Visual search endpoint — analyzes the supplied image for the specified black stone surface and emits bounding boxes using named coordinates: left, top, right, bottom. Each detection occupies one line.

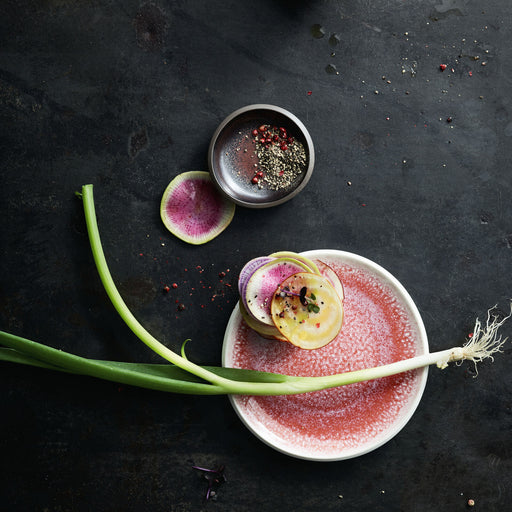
left=1, top=1, right=511, bottom=511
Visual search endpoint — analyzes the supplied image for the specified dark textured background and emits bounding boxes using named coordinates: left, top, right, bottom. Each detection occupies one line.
left=1, top=1, right=511, bottom=510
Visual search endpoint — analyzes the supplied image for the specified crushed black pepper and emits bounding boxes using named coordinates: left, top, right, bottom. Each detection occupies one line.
left=256, top=141, right=306, bottom=190
left=249, top=124, right=307, bottom=190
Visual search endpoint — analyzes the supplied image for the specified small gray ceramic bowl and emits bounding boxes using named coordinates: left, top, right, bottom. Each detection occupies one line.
left=208, top=104, right=314, bottom=208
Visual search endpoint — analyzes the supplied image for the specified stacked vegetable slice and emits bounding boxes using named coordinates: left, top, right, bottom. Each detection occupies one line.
left=238, top=251, right=345, bottom=349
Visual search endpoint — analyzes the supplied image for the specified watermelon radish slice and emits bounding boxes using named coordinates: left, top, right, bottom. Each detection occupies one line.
left=245, top=258, right=311, bottom=325
left=268, top=251, right=321, bottom=275
left=316, top=260, right=345, bottom=302
left=238, top=256, right=275, bottom=311
left=271, top=272, right=344, bottom=350
left=239, top=302, right=287, bottom=341
left=160, top=171, right=235, bottom=245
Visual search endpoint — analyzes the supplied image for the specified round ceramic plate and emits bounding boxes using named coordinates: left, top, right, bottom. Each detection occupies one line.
left=222, top=250, right=429, bottom=461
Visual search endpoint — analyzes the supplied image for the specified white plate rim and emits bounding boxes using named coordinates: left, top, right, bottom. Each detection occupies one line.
left=222, top=249, right=429, bottom=461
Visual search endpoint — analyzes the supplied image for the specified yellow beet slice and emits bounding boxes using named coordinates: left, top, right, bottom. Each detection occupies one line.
left=270, top=272, right=344, bottom=349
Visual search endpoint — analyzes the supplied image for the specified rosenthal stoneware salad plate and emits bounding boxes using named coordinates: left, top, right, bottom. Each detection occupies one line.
left=222, top=249, right=429, bottom=461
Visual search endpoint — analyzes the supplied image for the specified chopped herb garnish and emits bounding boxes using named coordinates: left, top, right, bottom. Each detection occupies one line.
left=308, top=303, right=320, bottom=314
left=280, top=285, right=320, bottom=313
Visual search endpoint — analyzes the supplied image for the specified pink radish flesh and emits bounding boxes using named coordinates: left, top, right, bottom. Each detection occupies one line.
left=245, top=259, right=310, bottom=325
left=238, top=256, right=275, bottom=310
left=160, top=171, right=235, bottom=245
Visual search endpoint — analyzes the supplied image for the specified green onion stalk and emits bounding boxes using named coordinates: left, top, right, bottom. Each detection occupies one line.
left=0, top=185, right=509, bottom=396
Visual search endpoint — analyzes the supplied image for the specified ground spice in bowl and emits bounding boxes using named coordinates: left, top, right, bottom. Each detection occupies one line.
left=251, top=124, right=307, bottom=191
left=208, top=105, right=314, bottom=208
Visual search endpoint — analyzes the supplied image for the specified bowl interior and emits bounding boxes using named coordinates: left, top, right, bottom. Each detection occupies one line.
left=208, top=106, right=314, bottom=208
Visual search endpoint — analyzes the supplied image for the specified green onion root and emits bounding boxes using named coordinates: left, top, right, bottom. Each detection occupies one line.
left=1, top=303, right=509, bottom=395
left=0, top=184, right=509, bottom=396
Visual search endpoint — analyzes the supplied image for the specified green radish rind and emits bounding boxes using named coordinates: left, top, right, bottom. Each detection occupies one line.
left=245, top=257, right=312, bottom=326
left=237, top=252, right=344, bottom=342
left=239, top=302, right=287, bottom=341
left=268, top=251, right=321, bottom=275
left=160, top=171, right=235, bottom=245
left=237, top=252, right=346, bottom=347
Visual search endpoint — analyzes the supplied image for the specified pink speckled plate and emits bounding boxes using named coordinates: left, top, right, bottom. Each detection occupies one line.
left=222, top=250, right=429, bottom=461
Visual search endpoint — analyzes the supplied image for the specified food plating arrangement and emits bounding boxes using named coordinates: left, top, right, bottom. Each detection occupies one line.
left=1, top=173, right=509, bottom=461
left=3, top=2, right=512, bottom=509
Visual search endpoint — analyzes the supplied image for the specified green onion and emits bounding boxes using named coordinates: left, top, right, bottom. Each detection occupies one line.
left=0, top=184, right=509, bottom=395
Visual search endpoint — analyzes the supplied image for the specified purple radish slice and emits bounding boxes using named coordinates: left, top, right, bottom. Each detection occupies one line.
left=238, top=256, right=275, bottom=296
left=160, top=171, right=235, bottom=245
left=316, top=260, right=345, bottom=302
left=269, top=251, right=321, bottom=275
left=245, top=257, right=311, bottom=325
left=238, top=256, right=275, bottom=311
left=239, top=302, right=287, bottom=341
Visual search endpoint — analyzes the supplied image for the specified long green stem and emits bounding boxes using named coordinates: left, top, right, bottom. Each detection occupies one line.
left=80, top=185, right=511, bottom=394
left=0, top=330, right=447, bottom=395
left=1, top=184, right=507, bottom=396
left=80, top=185, right=235, bottom=389
left=2, top=328, right=494, bottom=395
left=1, top=308, right=508, bottom=395
left=0, top=333, right=224, bottom=394
left=0, top=344, right=292, bottom=394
